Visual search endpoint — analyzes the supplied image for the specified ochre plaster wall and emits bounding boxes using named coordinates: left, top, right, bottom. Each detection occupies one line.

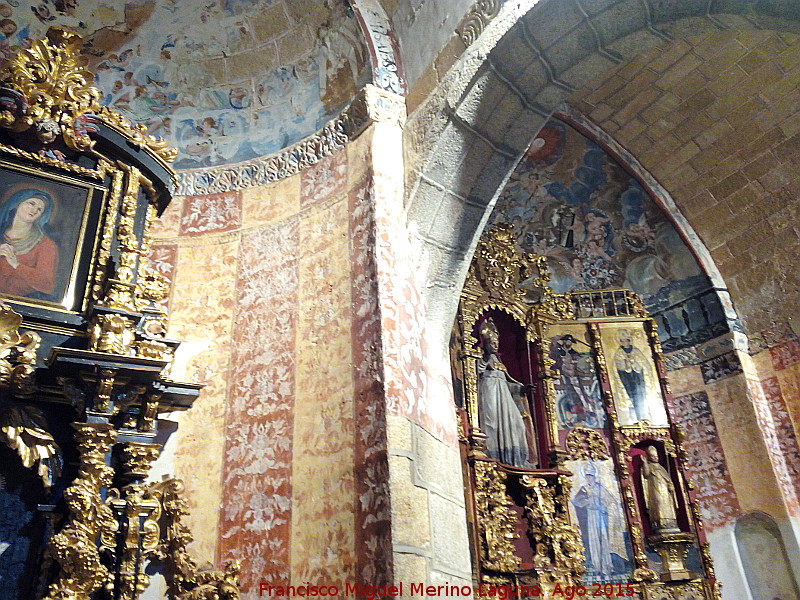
left=150, top=135, right=389, bottom=595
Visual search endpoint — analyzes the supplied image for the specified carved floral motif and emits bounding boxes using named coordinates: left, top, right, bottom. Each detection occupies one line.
left=473, top=460, right=519, bottom=572
left=566, top=426, right=609, bottom=461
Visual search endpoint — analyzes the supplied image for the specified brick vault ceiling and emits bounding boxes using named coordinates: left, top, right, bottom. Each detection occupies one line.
left=567, top=29, right=800, bottom=334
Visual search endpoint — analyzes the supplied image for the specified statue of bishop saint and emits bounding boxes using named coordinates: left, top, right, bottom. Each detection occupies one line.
left=640, top=445, right=680, bottom=532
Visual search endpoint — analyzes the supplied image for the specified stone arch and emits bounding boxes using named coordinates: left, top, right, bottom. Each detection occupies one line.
left=735, top=511, right=800, bottom=600
left=405, top=0, right=800, bottom=344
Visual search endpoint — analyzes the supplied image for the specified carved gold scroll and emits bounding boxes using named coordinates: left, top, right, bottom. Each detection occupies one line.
left=0, top=29, right=238, bottom=600
left=456, top=225, right=719, bottom=599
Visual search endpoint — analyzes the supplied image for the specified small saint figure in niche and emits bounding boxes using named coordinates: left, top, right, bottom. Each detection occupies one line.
left=477, top=318, right=532, bottom=468
left=613, top=329, right=651, bottom=422
left=640, top=445, right=680, bottom=532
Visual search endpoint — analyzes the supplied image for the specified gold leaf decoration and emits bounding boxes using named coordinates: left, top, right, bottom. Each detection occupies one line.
left=0, top=27, right=176, bottom=165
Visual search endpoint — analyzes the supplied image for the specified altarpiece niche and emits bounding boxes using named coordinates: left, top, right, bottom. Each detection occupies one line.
left=452, top=224, right=719, bottom=599
left=0, top=29, right=239, bottom=599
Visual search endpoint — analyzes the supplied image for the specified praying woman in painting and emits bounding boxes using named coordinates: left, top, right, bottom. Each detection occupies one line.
left=477, top=318, right=532, bottom=468
left=0, top=189, right=58, bottom=299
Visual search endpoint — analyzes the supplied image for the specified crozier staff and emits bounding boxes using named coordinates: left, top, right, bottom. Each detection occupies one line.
left=0, top=189, right=58, bottom=298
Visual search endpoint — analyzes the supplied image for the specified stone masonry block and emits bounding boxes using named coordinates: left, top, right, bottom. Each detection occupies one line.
left=511, top=58, right=553, bottom=106
left=709, top=172, right=748, bottom=201
left=429, top=493, right=472, bottom=576
left=490, top=24, right=541, bottom=74
left=580, top=0, right=623, bottom=16
left=387, top=415, right=413, bottom=453
left=524, top=0, right=586, bottom=51
left=466, top=149, right=528, bottom=209
left=605, top=29, right=667, bottom=62
left=499, top=110, right=549, bottom=157
left=560, top=53, right=621, bottom=90
left=534, top=84, right=569, bottom=111
left=393, top=553, right=428, bottom=599
left=422, top=121, right=494, bottom=197
left=645, top=39, right=692, bottom=73
left=591, top=0, right=649, bottom=47
left=610, top=68, right=659, bottom=106
left=389, top=454, right=431, bottom=549
left=407, top=176, right=449, bottom=238
left=648, top=0, right=707, bottom=23
left=539, top=22, right=598, bottom=76
left=453, top=66, right=509, bottom=125
left=470, top=90, right=529, bottom=151
left=585, top=74, right=628, bottom=106
left=429, top=196, right=487, bottom=253
left=656, top=53, right=703, bottom=89
left=412, top=424, right=465, bottom=503
left=429, top=571, right=473, bottom=594
left=659, top=15, right=722, bottom=40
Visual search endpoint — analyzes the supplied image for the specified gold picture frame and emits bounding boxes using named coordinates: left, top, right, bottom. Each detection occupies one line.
left=0, top=158, right=107, bottom=313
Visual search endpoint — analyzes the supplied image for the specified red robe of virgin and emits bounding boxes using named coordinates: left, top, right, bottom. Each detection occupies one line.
left=0, top=235, right=58, bottom=297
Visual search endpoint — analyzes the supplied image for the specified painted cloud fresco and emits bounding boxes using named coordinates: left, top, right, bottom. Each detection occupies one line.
left=0, top=0, right=369, bottom=168
left=488, top=118, right=709, bottom=321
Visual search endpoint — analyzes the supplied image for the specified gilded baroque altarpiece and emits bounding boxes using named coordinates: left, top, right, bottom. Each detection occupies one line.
left=453, top=224, right=720, bottom=599
left=0, top=29, right=238, bottom=599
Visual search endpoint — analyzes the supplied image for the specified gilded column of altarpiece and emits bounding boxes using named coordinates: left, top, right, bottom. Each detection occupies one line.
left=453, top=224, right=720, bottom=599
left=0, top=29, right=238, bottom=599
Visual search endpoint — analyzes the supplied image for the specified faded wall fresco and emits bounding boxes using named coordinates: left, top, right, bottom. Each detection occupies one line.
left=488, top=118, right=728, bottom=351
left=0, top=0, right=369, bottom=168
left=148, top=141, right=395, bottom=597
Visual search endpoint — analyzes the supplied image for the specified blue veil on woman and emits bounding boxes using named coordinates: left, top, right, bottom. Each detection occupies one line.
left=0, top=189, right=55, bottom=235
left=0, top=188, right=58, bottom=301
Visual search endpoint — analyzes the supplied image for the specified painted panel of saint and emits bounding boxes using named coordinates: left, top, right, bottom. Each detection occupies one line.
left=566, top=458, right=634, bottom=584
left=0, top=165, right=94, bottom=309
left=549, top=324, right=605, bottom=430
left=598, top=322, right=669, bottom=426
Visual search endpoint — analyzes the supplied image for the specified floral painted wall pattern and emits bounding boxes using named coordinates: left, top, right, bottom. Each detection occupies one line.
left=669, top=391, right=740, bottom=530
left=291, top=159, right=357, bottom=584
left=349, top=175, right=393, bottom=585
left=217, top=222, right=298, bottom=593
left=750, top=376, right=800, bottom=515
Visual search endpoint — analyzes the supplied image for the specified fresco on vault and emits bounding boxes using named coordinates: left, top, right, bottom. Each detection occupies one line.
left=488, top=119, right=707, bottom=317
left=0, top=0, right=370, bottom=168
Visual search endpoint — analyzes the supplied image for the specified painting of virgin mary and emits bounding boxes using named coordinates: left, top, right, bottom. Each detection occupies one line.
left=0, top=168, right=94, bottom=308
left=0, top=189, right=58, bottom=299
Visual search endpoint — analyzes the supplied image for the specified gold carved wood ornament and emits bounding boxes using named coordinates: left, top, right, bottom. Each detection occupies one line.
left=565, top=426, right=609, bottom=461
left=0, top=27, right=176, bottom=164
left=473, top=460, right=520, bottom=572
left=457, top=225, right=717, bottom=594
left=0, top=30, right=240, bottom=600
